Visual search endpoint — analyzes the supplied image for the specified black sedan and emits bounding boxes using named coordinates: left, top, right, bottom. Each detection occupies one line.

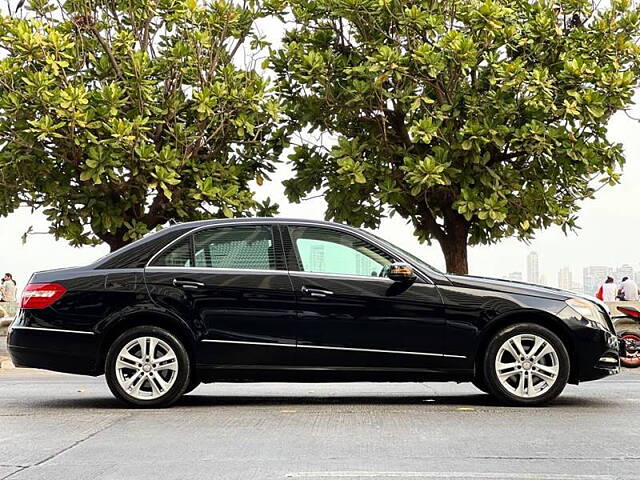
left=8, top=218, right=622, bottom=407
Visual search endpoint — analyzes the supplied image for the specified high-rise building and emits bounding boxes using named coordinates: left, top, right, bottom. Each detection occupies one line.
left=583, top=266, right=613, bottom=297
left=309, top=244, right=325, bottom=272
left=527, top=252, right=539, bottom=284
left=507, top=271, right=523, bottom=281
left=356, top=255, right=375, bottom=276
left=615, top=264, right=634, bottom=283
left=558, top=267, right=572, bottom=291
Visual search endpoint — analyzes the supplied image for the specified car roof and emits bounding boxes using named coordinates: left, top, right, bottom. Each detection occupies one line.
left=157, top=217, right=375, bottom=237
left=164, top=217, right=360, bottom=229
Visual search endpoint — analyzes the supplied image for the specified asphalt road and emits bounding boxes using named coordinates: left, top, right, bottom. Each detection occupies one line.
left=0, top=368, right=639, bottom=480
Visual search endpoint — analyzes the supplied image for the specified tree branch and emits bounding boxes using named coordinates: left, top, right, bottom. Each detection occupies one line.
left=90, top=27, right=124, bottom=80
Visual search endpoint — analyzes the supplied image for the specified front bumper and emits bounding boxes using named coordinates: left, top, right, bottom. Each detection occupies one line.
left=572, top=326, right=621, bottom=382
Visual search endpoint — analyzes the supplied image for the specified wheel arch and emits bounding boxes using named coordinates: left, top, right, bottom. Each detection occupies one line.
left=96, top=308, right=197, bottom=375
left=474, top=309, right=579, bottom=384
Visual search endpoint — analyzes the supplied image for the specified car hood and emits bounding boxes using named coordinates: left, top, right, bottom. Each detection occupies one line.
left=445, top=274, right=575, bottom=301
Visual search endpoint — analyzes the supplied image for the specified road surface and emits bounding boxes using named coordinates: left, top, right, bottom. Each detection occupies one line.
left=0, top=368, right=639, bottom=480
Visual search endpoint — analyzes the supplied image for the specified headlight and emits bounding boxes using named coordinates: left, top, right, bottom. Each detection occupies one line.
left=566, top=298, right=609, bottom=331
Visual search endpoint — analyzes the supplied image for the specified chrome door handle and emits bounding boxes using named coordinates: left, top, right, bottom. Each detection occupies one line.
left=172, top=278, right=205, bottom=289
left=301, top=286, right=334, bottom=298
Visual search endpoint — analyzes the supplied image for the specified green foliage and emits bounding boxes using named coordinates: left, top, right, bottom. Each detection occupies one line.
left=272, top=0, right=640, bottom=273
left=0, top=0, right=284, bottom=250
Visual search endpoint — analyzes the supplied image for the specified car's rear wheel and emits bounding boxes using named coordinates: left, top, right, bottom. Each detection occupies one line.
left=105, top=326, right=191, bottom=408
left=184, top=377, right=202, bottom=394
left=483, top=323, right=570, bottom=406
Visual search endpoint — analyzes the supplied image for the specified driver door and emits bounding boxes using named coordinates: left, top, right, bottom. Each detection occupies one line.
left=283, top=225, right=449, bottom=372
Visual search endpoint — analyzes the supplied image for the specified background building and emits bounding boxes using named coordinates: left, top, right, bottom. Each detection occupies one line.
left=527, top=251, right=539, bottom=284
left=583, top=266, right=614, bottom=296
left=309, top=244, right=325, bottom=272
left=615, top=264, right=634, bottom=283
left=507, top=271, right=523, bottom=281
left=558, top=267, right=572, bottom=291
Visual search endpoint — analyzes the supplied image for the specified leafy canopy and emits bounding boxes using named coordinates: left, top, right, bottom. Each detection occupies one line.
left=272, top=0, right=640, bottom=273
left=0, top=0, right=284, bottom=250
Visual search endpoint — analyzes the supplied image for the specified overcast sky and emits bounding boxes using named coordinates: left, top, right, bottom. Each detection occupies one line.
left=1, top=17, right=639, bottom=293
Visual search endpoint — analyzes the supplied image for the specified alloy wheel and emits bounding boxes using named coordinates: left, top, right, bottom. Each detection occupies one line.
left=114, top=336, right=179, bottom=400
left=494, top=333, right=560, bottom=398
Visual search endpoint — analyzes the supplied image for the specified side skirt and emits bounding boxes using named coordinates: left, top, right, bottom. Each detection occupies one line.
left=195, top=365, right=474, bottom=384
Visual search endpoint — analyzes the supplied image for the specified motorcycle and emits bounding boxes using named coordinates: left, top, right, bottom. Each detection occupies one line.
left=612, top=305, right=640, bottom=368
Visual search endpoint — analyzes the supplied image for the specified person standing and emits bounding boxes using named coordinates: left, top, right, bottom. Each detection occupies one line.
left=596, top=276, right=618, bottom=302
left=0, top=273, right=17, bottom=302
left=618, top=276, right=640, bottom=301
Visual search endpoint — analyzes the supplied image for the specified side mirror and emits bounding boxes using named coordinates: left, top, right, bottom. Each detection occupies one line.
left=387, top=262, right=416, bottom=283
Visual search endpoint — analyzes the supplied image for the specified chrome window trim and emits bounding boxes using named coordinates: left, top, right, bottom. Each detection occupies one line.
left=288, top=270, right=394, bottom=283
left=145, top=266, right=290, bottom=275
left=11, top=325, right=95, bottom=335
left=201, top=338, right=466, bottom=359
left=144, top=220, right=436, bottom=284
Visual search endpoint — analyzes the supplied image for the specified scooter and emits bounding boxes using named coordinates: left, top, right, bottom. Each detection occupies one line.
left=612, top=305, right=640, bottom=368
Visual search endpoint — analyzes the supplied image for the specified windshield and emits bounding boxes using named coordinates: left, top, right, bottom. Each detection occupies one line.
left=366, top=231, right=444, bottom=275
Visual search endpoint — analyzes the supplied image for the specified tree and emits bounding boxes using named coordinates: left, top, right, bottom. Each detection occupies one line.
left=271, top=0, right=640, bottom=273
left=0, top=0, right=284, bottom=251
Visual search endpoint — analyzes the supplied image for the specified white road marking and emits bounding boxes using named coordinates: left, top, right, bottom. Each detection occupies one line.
left=285, top=473, right=616, bottom=479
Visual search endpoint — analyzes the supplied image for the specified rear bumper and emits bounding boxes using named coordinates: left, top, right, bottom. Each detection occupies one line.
left=7, top=325, right=100, bottom=376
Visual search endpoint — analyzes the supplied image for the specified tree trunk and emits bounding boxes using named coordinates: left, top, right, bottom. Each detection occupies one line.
left=100, top=232, right=130, bottom=252
left=415, top=205, right=471, bottom=275
left=107, top=237, right=129, bottom=252
left=437, top=235, right=469, bottom=275
left=437, top=210, right=470, bottom=275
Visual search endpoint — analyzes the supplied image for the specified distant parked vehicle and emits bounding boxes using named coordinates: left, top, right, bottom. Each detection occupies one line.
left=8, top=219, right=624, bottom=407
left=609, top=304, right=640, bottom=368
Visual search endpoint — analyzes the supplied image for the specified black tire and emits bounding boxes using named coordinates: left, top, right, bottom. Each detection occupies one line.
left=472, top=376, right=490, bottom=394
left=482, top=323, right=570, bottom=406
left=184, top=377, right=202, bottom=394
left=619, top=331, right=640, bottom=368
left=105, top=326, right=191, bottom=408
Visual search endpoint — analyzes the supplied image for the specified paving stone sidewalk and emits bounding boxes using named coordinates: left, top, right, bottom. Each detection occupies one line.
left=0, top=328, right=13, bottom=369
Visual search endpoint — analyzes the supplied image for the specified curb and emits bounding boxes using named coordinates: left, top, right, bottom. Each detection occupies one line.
left=1, top=325, right=12, bottom=369
left=0, top=319, right=11, bottom=337
left=0, top=356, right=14, bottom=370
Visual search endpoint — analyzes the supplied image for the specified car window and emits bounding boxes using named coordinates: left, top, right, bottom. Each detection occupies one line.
left=151, top=237, right=192, bottom=267
left=367, top=232, right=444, bottom=275
left=288, top=226, right=392, bottom=277
left=193, top=226, right=276, bottom=270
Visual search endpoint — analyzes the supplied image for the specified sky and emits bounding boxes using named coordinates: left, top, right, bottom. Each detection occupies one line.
left=1, top=17, right=640, bottom=293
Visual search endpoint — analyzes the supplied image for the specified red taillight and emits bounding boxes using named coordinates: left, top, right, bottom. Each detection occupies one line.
left=20, top=283, right=67, bottom=309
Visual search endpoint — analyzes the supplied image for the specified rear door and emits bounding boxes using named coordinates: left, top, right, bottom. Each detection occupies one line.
left=144, top=224, right=297, bottom=368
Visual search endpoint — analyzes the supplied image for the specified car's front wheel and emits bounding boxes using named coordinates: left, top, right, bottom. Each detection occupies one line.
left=471, top=376, right=489, bottom=394
left=483, top=323, right=570, bottom=406
left=105, top=326, right=191, bottom=408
